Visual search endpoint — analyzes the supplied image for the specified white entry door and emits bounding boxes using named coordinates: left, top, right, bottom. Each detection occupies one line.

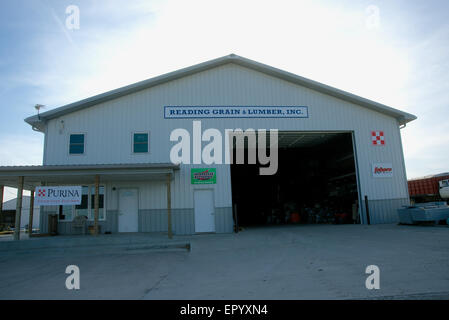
left=118, top=188, right=138, bottom=232
left=194, top=189, right=215, bottom=233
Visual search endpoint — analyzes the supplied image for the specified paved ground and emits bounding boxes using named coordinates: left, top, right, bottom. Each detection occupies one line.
left=0, top=224, right=448, bottom=299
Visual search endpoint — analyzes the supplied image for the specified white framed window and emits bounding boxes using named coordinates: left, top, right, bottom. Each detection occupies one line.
left=58, top=185, right=105, bottom=221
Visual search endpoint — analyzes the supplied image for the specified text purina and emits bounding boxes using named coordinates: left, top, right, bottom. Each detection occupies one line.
left=46, top=189, right=80, bottom=198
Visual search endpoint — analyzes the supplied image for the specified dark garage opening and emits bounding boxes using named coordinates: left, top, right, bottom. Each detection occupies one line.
left=230, top=132, right=360, bottom=228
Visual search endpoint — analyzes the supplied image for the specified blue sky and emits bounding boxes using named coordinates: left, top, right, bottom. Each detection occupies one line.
left=1, top=0, right=448, bottom=200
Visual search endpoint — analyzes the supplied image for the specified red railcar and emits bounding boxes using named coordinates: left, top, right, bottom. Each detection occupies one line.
left=408, top=172, right=449, bottom=202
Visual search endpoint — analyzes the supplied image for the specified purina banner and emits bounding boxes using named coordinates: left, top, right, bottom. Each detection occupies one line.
left=372, top=163, right=393, bottom=178
left=35, top=186, right=82, bottom=206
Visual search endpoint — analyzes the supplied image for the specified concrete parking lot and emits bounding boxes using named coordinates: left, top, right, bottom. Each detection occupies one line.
left=0, top=224, right=448, bottom=299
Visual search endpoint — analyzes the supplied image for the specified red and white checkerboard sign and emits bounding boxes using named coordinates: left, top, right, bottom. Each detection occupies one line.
left=372, top=131, right=385, bottom=145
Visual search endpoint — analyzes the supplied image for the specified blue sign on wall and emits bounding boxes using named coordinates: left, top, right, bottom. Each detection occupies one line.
left=164, top=106, right=309, bottom=119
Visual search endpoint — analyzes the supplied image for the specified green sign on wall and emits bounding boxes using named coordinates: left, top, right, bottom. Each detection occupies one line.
left=191, top=168, right=217, bottom=184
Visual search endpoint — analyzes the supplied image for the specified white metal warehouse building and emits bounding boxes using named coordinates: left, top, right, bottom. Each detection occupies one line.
left=0, top=54, right=417, bottom=238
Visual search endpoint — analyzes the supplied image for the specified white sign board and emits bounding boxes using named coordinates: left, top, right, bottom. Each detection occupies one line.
left=35, top=186, right=82, bottom=206
left=164, top=106, right=309, bottom=119
left=372, top=163, right=393, bottom=178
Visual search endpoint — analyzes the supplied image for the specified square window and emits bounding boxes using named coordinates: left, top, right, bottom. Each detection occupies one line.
left=59, top=205, right=73, bottom=221
left=69, top=134, right=85, bottom=154
left=133, top=133, right=148, bottom=153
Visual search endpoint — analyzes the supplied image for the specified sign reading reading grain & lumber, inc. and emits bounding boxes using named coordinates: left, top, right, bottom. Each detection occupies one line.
left=191, top=168, right=217, bottom=184
left=164, top=106, right=309, bottom=119
left=35, top=186, right=82, bottom=206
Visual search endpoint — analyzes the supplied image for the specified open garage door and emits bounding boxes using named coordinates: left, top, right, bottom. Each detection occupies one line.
left=230, top=131, right=360, bottom=228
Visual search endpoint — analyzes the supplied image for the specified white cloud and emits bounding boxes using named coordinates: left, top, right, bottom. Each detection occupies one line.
left=0, top=134, right=42, bottom=202
left=0, top=134, right=43, bottom=166
left=28, top=0, right=411, bottom=111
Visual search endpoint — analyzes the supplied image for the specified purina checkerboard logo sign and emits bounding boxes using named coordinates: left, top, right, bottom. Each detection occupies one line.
left=35, top=186, right=82, bottom=206
left=371, top=131, right=385, bottom=145
left=372, top=163, right=393, bottom=178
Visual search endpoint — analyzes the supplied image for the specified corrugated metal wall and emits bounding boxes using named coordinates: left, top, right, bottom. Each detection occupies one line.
left=360, top=198, right=410, bottom=224
left=39, top=207, right=233, bottom=235
left=42, top=63, right=409, bottom=228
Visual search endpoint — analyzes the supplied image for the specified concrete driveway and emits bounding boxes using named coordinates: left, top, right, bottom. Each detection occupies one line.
left=0, top=224, right=448, bottom=299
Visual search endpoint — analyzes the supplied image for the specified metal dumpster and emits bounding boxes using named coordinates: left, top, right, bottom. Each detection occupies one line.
left=397, top=202, right=449, bottom=225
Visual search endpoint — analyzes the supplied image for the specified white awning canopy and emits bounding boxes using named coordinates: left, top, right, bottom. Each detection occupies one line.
left=0, top=163, right=179, bottom=190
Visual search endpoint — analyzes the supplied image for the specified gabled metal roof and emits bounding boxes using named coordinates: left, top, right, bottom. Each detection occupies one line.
left=25, top=53, right=417, bottom=131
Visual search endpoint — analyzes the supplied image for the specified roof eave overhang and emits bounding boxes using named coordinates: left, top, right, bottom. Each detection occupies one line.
left=25, top=117, right=46, bottom=132
left=0, top=164, right=180, bottom=189
left=230, top=56, right=417, bottom=125
left=24, top=54, right=417, bottom=129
